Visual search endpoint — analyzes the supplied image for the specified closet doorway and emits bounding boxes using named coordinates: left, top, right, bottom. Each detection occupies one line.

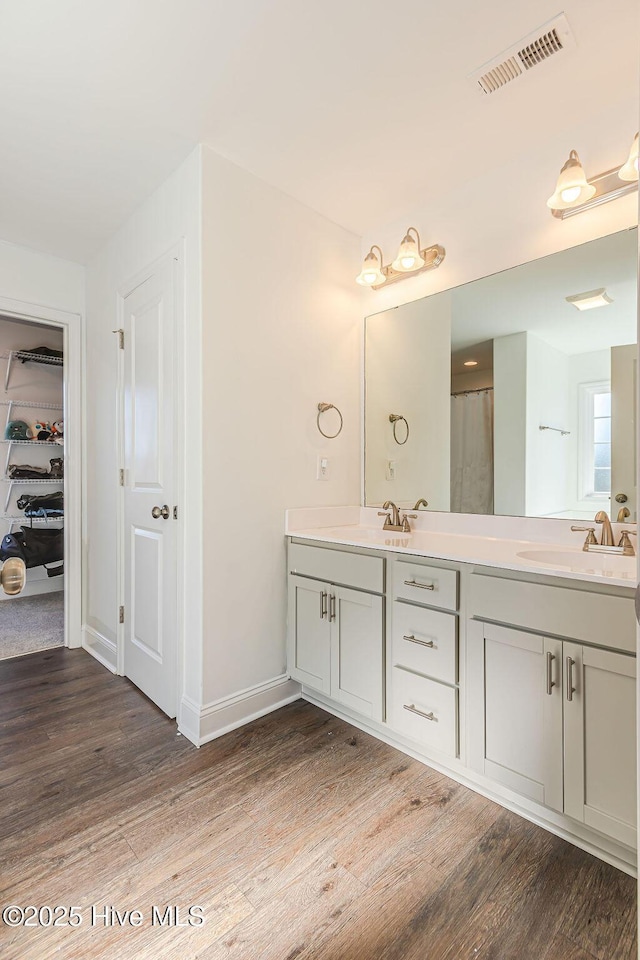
left=0, top=297, right=81, bottom=658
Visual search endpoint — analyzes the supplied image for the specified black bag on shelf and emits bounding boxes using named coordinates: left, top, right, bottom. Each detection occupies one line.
left=16, top=491, right=64, bottom=518
left=0, top=526, right=63, bottom=569
left=7, top=463, right=49, bottom=479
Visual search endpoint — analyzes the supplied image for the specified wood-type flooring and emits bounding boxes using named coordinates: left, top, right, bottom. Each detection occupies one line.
left=0, top=648, right=636, bottom=960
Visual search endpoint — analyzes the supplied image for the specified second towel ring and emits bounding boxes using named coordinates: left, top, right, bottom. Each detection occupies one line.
left=389, top=413, right=409, bottom=445
left=317, top=402, right=344, bottom=439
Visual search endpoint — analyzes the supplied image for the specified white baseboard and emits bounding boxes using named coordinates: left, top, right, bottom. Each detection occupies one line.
left=0, top=577, right=63, bottom=601
left=82, top=624, right=117, bottom=673
left=182, top=674, right=302, bottom=747
left=178, top=695, right=202, bottom=747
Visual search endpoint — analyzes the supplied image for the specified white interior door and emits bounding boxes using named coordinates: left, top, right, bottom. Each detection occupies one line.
left=611, top=343, right=637, bottom=518
left=122, top=257, right=178, bottom=717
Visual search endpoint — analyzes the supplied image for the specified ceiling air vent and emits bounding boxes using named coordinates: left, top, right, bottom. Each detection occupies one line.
left=469, top=13, right=576, bottom=96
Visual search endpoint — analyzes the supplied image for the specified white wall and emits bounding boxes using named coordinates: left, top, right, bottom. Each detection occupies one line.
left=525, top=335, right=571, bottom=518
left=84, top=147, right=202, bottom=709
left=0, top=240, right=84, bottom=317
left=201, top=146, right=361, bottom=711
left=365, top=296, right=451, bottom=508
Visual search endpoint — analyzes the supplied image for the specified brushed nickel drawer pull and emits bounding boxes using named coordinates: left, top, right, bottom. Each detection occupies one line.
left=320, top=591, right=327, bottom=620
left=546, top=651, right=555, bottom=695
left=404, top=579, right=435, bottom=591
left=329, top=594, right=336, bottom=622
left=403, top=703, right=437, bottom=722
left=403, top=634, right=435, bottom=648
left=566, top=657, right=575, bottom=702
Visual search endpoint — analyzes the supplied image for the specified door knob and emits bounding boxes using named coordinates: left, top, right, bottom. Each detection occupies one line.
left=615, top=493, right=628, bottom=504
left=151, top=504, right=170, bottom=520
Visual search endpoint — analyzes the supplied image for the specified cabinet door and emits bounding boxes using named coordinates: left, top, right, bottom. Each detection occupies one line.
left=564, top=643, right=637, bottom=848
left=482, top=624, right=563, bottom=811
left=330, top=585, right=383, bottom=720
left=288, top=575, right=331, bottom=693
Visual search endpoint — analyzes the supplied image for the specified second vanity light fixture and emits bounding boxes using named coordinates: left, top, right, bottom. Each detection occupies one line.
left=547, top=133, right=639, bottom=218
left=356, top=227, right=445, bottom=290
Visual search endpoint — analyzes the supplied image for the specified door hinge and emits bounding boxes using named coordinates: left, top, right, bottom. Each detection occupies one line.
left=173, top=505, right=178, bottom=520
left=119, top=468, right=124, bottom=486
left=113, top=328, right=124, bottom=349
left=119, top=605, right=125, bottom=624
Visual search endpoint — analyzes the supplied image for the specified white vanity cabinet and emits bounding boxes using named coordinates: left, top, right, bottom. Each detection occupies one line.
left=288, top=542, right=384, bottom=720
left=387, top=558, right=460, bottom=758
left=285, top=529, right=637, bottom=871
left=468, top=572, right=637, bottom=850
left=563, top=642, right=636, bottom=848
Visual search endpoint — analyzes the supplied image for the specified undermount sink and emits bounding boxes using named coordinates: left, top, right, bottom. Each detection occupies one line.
left=517, top=547, right=636, bottom=577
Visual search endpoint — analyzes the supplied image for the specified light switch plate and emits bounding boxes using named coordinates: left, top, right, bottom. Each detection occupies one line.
left=317, top=456, right=330, bottom=481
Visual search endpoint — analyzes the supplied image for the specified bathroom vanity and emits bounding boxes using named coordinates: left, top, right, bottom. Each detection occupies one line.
left=286, top=507, right=637, bottom=874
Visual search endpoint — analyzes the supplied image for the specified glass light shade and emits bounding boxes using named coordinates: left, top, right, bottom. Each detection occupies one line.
left=391, top=231, right=425, bottom=273
left=546, top=151, right=596, bottom=210
left=619, top=133, right=639, bottom=182
left=356, top=248, right=386, bottom=286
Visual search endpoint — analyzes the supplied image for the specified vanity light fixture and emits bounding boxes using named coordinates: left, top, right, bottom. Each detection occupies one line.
left=356, top=245, right=386, bottom=287
left=547, top=150, right=595, bottom=211
left=392, top=228, right=425, bottom=272
left=355, top=228, right=445, bottom=290
left=619, top=132, right=639, bottom=182
left=547, top=137, right=639, bottom=219
left=565, top=288, right=613, bottom=311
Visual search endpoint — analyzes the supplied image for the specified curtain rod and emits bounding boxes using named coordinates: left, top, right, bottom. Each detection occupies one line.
left=451, top=386, right=494, bottom=397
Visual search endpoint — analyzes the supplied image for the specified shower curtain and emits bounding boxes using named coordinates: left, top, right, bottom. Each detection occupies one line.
left=450, top=389, right=494, bottom=514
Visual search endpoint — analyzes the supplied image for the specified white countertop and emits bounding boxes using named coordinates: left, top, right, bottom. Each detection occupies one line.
left=285, top=507, right=638, bottom=589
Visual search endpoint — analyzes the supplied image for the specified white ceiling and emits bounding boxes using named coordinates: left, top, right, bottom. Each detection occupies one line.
left=0, top=0, right=638, bottom=262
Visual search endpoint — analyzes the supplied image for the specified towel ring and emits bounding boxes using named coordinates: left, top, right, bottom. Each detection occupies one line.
left=317, top=402, right=343, bottom=439
left=389, top=413, right=409, bottom=445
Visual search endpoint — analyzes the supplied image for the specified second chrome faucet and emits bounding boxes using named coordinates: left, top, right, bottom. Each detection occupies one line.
left=572, top=510, right=637, bottom=556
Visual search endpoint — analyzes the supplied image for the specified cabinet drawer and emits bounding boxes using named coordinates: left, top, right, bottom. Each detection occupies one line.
left=389, top=668, right=457, bottom=757
left=289, top=542, right=384, bottom=594
left=469, top=573, right=636, bottom=654
left=393, top=560, right=458, bottom=610
left=392, top=602, right=457, bottom=684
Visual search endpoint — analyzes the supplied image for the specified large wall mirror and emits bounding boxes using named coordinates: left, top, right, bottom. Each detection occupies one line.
left=364, top=228, right=638, bottom=521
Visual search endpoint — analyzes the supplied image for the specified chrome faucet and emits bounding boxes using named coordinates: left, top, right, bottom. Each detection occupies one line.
left=594, top=510, right=615, bottom=546
left=380, top=500, right=401, bottom=528
left=572, top=510, right=636, bottom=555
left=378, top=501, right=417, bottom=533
